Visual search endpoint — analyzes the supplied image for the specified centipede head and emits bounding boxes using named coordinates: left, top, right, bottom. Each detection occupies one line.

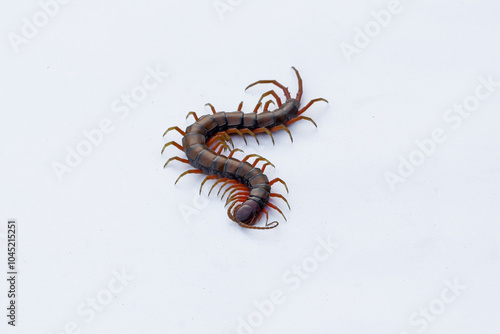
left=234, top=201, right=260, bottom=225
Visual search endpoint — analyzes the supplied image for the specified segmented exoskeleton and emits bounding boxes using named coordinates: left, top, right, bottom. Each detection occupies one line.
left=163, top=67, right=327, bottom=230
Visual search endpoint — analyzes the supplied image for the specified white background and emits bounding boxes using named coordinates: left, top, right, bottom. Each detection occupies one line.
left=1, top=0, right=500, bottom=333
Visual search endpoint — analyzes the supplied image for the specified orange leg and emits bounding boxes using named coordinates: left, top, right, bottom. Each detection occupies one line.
left=199, top=175, right=219, bottom=194
left=270, top=193, right=290, bottom=209
left=263, top=100, right=275, bottom=112
left=174, top=169, right=203, bottom=184
left=162, top=141, right=184, bottom=154
left=217, top=179, right=239, bottom=197
left=267, top=202, right=287, bottom=221
left=298, top=98, right=328, bottom=115
left=242, top=154, right=274, bottom=169
left=253, top=102, right=262, bottom=114
left=185, top=111, right=199, bottom=121
left=257, top=90, right=282, bottom=107
left=246, top=78, right=291, bottom=100
left=225, top=128, right=248, bottom=145
left=222, top=184, right=247, bottom=201
left=208, top=178, right=230, bottom=196
left=270, top=178, right=289, bottom=193
left=228, top=148, right=243, bottom=158
left=164, top=156, right=189, bottom=168
left=285, top=116, right=317, bottom=128
left=205, top=103, right=217, bottom=114
left=253, top=127, right=275, bottom=145
left=269, top=124, right=293, bottom=142
left=291, top=67, right=303, bottom=102
left=163, top=126, right=185, bottom=137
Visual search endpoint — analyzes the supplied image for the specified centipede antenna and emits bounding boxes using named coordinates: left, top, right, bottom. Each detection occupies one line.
left=237, top=219, right=279, bottom=230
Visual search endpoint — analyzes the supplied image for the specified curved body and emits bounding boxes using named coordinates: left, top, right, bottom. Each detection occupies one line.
left=182, top=99, right=300, bottom=224
left=163, top=68, right=327, bottom=229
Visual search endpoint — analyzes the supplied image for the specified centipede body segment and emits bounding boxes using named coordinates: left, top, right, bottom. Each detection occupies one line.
left=163, top=67, right=328, bottom=230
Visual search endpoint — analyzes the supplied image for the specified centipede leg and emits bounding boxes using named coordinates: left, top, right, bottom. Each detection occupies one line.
left=215, top=144, right=224, bottom=155
left=270, top=193, right=290, bottom=210
left=217, top=179, right=239, bottom=197
left=267, top=202, right=287, bottom=221
left=270, top=178, right=289, bottom=193
left=291, top=66, right=303, bottom=102
left=161, top=141, right=184, bottom=154
left=163, top=126, right=186, bottom=137
left=207, top=133, right=234, bottom=150
left=237, top=101, right=244, bottom=111
left=211, top=142, right=226, bottom=155
left=253, top=102, right=262, bottom=114
left=251, top=157, right=274, bottom=169
left=257, top=90, right=282, bottom=107
left=269, top=124, right=293, bottom=143
left=205, top=103, right=217, bottom=114
left=253, top=127, right=275, bottom=145
left=240, top=129, right=259, bottom=145
left=225, top=128, right=248, bottom=145
left=263, top=100, right=275, bottom=112
left=298, top=98, right=329, bottom=116
left=285, top=116, right=317, bottom=128
left=222, top=184, right=247, bottom=201
left=228, top=148, right=243, bottom=158
left=174, top=169, right=203, bottom=184
left=199, top=175, right=219, bottom=194
left=185, top=111, right=199, bottom=121
left=208, top=178, right=231, bottom=196
left=242, top=154, right=274, bottom=169
left=226, top=195, right=249, bottom=207
left=164, top=156, right=190, bottom=168
left=245, top=79, right=291, bottom=100
left=261, top=162, right=273, bottom=172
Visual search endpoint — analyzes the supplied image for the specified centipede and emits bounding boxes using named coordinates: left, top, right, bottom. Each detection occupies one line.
left=162, top=67, right=328, bottom=230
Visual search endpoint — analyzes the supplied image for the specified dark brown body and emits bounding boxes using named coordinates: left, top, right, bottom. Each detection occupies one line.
left=164, top=67, right=327, bottom=229
left=182, top=99, right=300, bottom=224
